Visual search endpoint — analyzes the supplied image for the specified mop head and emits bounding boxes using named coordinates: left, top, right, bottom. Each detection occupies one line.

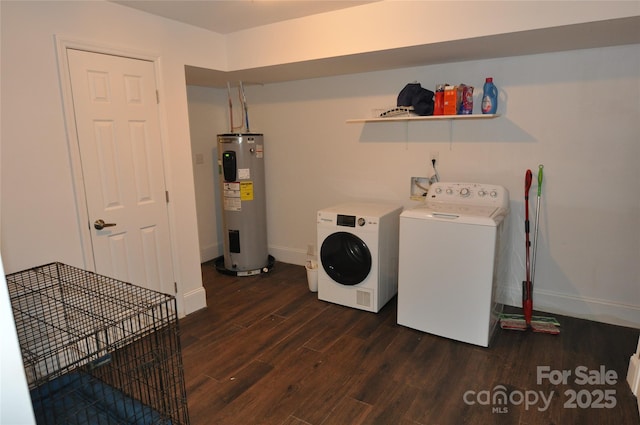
left=499, top=313, right=560, bottom=334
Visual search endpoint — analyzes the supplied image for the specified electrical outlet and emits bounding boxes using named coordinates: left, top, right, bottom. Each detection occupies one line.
left=410, top=177, right=430, bottom=200
left=430, top=151, right=439, bottom=163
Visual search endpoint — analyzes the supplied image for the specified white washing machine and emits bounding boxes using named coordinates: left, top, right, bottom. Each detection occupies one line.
left=397, top=182, right=510, bottom=347
left=317, top=202, right=403, bottom=312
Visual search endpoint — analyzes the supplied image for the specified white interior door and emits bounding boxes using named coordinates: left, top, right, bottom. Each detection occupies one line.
left=67, top=49, right=174, bottom=294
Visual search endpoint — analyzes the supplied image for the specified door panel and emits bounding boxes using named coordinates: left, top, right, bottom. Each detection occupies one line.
left=94, top=121, right=122, bottom=209
left=67, top=49, right=173, bottom=294
left=320, top=231, right=372, bottom=286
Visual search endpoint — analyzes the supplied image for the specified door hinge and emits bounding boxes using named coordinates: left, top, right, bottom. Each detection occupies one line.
left=165, top=190, right=169, bottom=203
left=174, top=282, right=178, bottom=293
left=156, top=90, right=160, bottom=104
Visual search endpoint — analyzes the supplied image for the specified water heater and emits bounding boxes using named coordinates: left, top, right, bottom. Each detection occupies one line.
left=216, top=133, right=272, bottom=275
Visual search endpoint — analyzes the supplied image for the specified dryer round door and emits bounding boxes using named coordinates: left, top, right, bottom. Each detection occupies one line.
left=320, top=231, right=372, bottom=286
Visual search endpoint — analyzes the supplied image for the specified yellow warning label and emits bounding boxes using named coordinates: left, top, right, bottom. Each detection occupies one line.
left=240, top=181, right=254, bottom=201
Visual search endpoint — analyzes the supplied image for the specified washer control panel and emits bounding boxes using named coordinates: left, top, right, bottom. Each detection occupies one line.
left=333, top=214, right=377, bottom=228
left=427, top=182, right=509, bottom=208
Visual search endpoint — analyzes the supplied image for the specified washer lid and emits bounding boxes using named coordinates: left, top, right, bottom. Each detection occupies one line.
left=401, top=202, right=507, bottom=226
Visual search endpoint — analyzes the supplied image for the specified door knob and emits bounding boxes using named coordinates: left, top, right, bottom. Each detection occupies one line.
left=94, top=219, right=116, bottom=230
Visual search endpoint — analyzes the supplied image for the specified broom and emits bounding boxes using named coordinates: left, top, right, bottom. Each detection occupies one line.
left=501, top=165, right=560, bottom=334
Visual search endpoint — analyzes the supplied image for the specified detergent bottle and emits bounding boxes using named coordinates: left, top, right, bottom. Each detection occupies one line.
left=481, top=77, right=498, bottom=114
left=433, top=84, right=445, bottom=115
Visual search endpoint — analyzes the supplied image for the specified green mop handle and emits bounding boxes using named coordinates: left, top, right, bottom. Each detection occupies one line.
left=538, top=165, right=543, bottom=196
left=531, top=165, right=543, bottom=287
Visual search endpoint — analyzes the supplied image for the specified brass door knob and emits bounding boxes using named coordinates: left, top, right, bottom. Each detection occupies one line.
left=94, top=219, right=116, bottom=230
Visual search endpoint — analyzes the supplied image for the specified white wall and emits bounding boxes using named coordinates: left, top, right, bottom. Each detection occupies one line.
left=189, top=44, right=640, bottom=328
left=186, top=86, right=227, bottom=262
left=225, top=0, right=640, bottom=70
left=0, top=1, right=223, bottom=315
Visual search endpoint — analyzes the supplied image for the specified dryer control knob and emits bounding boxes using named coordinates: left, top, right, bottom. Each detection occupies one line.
left=478, top=190, right=486, bottom=197
left=460, top=188, right=470, bottom=197
left=446, top=188, right=453, bottom=195
left=358, top=217, right=366, bottom=226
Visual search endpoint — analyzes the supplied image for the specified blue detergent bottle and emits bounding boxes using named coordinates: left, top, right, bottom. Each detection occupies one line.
left=481, top=77, right=498, bottom=114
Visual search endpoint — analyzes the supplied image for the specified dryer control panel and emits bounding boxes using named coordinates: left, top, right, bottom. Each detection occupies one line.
left=427, top=182, right=509, bottom=209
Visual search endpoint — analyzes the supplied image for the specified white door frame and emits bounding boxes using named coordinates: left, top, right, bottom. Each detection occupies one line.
left=55, top=35, right=179, bottom=293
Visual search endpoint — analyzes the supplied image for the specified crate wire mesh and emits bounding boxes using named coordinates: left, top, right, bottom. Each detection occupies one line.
left=7, top=262, right=190, bottom=424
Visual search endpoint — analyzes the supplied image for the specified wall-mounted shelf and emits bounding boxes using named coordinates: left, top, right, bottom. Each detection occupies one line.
left=346, top=114, right=500, bottom=124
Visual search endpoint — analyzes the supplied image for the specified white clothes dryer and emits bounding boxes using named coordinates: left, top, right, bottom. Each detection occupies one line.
left=397, top=182, right=510, bottom=347
left=317, top=202, right=403, bottom=312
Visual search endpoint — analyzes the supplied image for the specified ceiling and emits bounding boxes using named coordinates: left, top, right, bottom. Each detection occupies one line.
left=111, top=0, right=377, bottom=34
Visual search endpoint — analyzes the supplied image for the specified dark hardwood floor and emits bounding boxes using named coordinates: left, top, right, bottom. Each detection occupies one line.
left=179, top=261, right=640, bottom=425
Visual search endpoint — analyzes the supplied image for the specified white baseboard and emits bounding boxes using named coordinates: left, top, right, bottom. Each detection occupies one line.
left=201, top=244, right=307, bottom=266
left=203, top=243, right=640, bottom=328
left=200, top=243, right=221, bottom=263
left=271, top=249, right=640, bottom=328
left=265, top=244, right=308, bottom=267
left=182, top=286, right=207, bottom=316
left=499, top=285, right=640, bottom=329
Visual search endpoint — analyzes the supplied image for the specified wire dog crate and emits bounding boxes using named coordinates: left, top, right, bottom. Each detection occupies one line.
left=7, top=262, right=190, bottom=425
